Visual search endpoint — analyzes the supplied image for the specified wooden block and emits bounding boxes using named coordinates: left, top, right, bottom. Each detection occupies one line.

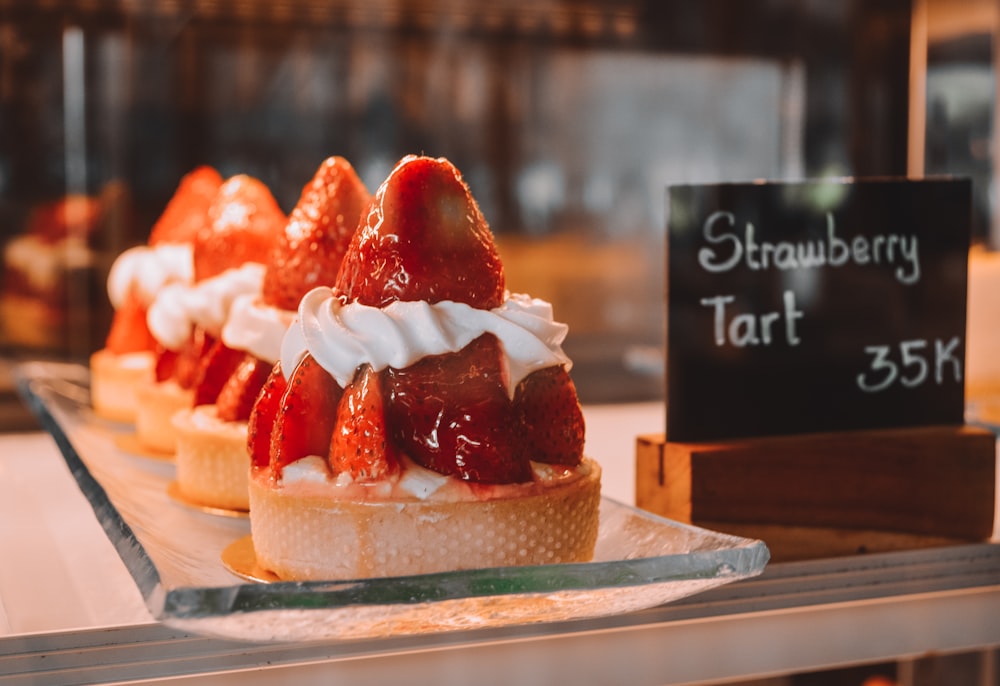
left=636, top=425, right=996, bottom=541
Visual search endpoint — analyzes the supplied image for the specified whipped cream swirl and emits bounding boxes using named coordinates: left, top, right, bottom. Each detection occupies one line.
left=281, top=287, right=572, bottom=398
left=221, top=294, right=296, bottom=364
left=147, top=262, right=266, bottom=350
left=107, top=243, right=194, bottom=308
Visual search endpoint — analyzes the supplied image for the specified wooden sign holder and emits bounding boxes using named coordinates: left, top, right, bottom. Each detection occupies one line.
left=636, top=425, right=997, bottom=562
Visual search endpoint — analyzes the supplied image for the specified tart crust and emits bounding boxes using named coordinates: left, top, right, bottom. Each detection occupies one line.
left=249, top=458, right=602, bottom=581
left=134, top=379, right=193, bottom=454
left=89, top=348, right=155, bottom=423
left=172, top=405, right=250, bottom=511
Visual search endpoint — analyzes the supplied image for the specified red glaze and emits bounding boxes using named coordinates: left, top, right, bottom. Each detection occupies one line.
left=192, top=339, right=245, bottom=407
left=513, top=365, right=585, bottom=466
left=328, top=365, right=400, bottom=481
left=385, top=334, right=532, bottom=484
left=335, top=155, right=505, bottom=309
left=248, top=362, right=287, bottom=470
left=216, top=352, right=272, bottom=422
left=192, top=175, right=286, bottom=282
left=269, top=354, right=343, bottom=474
left=261, top=157, right=370, bottom=310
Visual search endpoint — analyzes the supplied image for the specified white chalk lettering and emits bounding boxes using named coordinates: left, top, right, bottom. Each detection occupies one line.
left=697, top=210, right=921, bottom=285
left=700, top=290, right=803, bottom=347
left=857, top=336, right=963, bottom=392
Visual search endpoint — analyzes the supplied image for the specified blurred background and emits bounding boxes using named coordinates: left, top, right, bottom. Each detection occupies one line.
left=0, top=0, right=994, bottom=413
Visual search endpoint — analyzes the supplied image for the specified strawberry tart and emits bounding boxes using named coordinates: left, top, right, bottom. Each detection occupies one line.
left=132, top=174, right=286, bottom=455
left=171, top=157, right=369, bottom=511
left=90, top=166, right=222, bottom=423
left=245, top=155, right=601, bottom=581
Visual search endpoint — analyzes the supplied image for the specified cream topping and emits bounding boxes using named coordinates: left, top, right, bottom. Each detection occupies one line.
left=106, top=243, right=194, bottom=308
left=146, top=263, right=265, bottom=350
left=280, top=287, right=571, bottom=398
left=221, top=295, right=295, bottom=364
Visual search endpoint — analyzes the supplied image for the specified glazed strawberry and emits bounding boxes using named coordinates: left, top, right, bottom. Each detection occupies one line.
left=171, top=327, right=216, bottom=389
left=148, top=166, right=223, bottom=245
left=216, top=352, right=272, bottom=422
left=513, top=366, right=585, bottom=466
left=261, top=157, right=370, bottom=310
left=329, top=365, right=400, bottom=481
left=104, top=291, right=157, bottom=354
left=335, top=155, right=505, bottom=308
left=192, top=339, right=246, bottom=406
left=269, top=354, right=343, bottom=474
left=248, top=363, right=286, bottom=470
left=153, top=344, right=178, bottom=382
left=193, top=175, right=286, bottom=282
left=385, top=334, right=532, bottom=484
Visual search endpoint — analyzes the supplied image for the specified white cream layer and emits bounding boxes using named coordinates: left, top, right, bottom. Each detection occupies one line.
left=280, top=287, right=571, bottom=398
left=221, top=295, right=295, bottom=365
left=146, top=263, right=265, bottom=350
left=107, top=243, right=194, bottom=308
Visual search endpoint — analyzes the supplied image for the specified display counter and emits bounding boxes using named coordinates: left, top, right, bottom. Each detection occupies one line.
left=1, top=403, right=998, bottom=685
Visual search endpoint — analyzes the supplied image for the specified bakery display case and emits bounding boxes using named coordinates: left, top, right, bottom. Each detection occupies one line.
left=1, top=0, right=998, bottom=684
left=0, top=0, right=921, bottom=403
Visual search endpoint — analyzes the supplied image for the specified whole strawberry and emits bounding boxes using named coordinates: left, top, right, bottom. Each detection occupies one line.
left=261, top=157, right=370, bottom=310
left=193, top=175, right=286, bottom=282
left=148, top=166, right=223, bottom=246
left=335, top=155, right=505, bottom=309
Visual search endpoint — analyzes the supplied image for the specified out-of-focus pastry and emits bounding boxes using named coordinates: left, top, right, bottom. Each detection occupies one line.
left=90, top=167, right=222, bottom=422
left=1, top=194, right=106, bottom=351
left=133, top=174, right=286, bottom=455
left=171, top=157, right=369, bottom=511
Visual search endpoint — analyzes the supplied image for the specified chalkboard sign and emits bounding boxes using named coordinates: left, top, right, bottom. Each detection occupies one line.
left=666, top=178, right=971, bottom=442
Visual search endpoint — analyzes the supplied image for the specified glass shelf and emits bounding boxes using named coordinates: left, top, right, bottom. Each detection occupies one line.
left=14, top=360, right=769, bottom=643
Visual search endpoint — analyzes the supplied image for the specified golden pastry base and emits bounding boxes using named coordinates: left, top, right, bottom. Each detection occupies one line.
left=115, top=432, right=175, bottom=461
left=166, top=481, right=248, bottom=519
left=636, top=425, right=997, bottom=562
left=221, top=536, right=279, bottom=583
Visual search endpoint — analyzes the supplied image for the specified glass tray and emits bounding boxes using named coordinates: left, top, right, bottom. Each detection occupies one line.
left=15, top=360, right=769, bottom=643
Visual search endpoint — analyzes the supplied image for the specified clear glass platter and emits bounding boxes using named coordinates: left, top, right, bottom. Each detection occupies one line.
left=15, top=360, right=770, bottom=643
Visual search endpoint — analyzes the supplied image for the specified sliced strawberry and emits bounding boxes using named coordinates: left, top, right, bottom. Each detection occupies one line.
left=328, top=365, right=399, bottom=481
left=216, top=352, right=272, bottom=422
left=269, top=354, right=343, bottom=474
left=247, top=362, right=287, bottom=471
left=104, top=291, right=156, bottom=354
left=335, top=155, right=505, bottom=309
left=173, top=327, right=216, bottom=390
left=513, top=365, right=585, bottom=466
left=385, top=334, right=531, bottom=484
left=192, top=338, right=245, bottom=406
left=193, top=175, right=286, bottom=282
left=261, top=157, right=369, bottom=310
left=153, top=344, right=178, bottom=383
left=148, top=166, right=223, bottom=246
